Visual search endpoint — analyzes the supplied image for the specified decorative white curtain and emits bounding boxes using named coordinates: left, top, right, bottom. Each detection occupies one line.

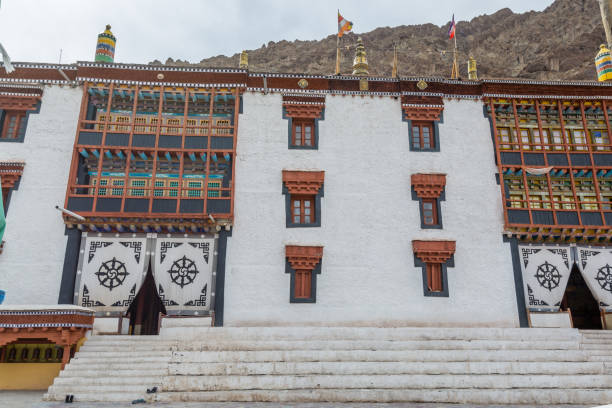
left=575, top=246, right=612, bottom=312
left=152, top=237, right=215, bottom=314
left=77, top=234, right=150, bottom=313
left=519, top=244, right=572, bottom=311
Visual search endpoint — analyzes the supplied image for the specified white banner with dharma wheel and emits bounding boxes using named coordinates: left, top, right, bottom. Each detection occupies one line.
left=77, top=234, right=150, bottom=314
left=518, top=245, right=572, bottom=312
left=575, top=246, right=612, bottom=312
left=152, top=237, right=215, bottom=314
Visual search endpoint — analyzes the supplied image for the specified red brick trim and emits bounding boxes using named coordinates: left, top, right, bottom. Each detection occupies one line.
left=403, top=106, right=444, bottom=121
left=283, top=103, right=324, bottom=119
left=411, top=173, right=446, bottom=199
left=285, top=245, right=323, bottom=271
left=412, top=240, right=456, bottom=264
left=282, top=170, right=325, bottom=195
left=0, top=95, right=40, bottom=112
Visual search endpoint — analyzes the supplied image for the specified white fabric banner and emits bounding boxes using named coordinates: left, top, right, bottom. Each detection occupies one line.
left=152, top=237, right=214, bottom=313
left=78, top=235, right=149, bottom=313
left=575, top=246, right=612, bottom=311
left=519, top=245, right=572, bottom=311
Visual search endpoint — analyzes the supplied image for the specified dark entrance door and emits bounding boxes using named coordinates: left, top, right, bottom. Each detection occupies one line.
left=562, top=265, right=602, bottom=330
left=127, top=268, right=166, bottom=335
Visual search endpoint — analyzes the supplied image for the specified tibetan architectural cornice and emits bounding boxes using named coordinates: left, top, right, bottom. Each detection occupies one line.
left=505, top=226, right=612, bottom=244
left=411, top=173, right=446, bottom=199
left=412, top=240, right=456, bottom=264
left=4, top=61, right=612, bottom=99
left=282, top=170, right=325, bottom=195
left=285, top=245, right=323, bottom=271
left=403, top=105, right=444, bottom=121
left=0, top=161, right=25, bottom=189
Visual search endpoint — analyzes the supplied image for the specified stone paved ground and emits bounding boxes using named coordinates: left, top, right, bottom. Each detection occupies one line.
left=1, top=391, right=601, bottom=408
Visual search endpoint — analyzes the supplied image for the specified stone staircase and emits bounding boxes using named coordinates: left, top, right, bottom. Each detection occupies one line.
left=45, top=327, right=612, bottom=405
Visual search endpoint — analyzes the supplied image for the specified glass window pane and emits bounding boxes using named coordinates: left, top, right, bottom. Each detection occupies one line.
left=294, top=216, right=300, bottom=223
left=294, top=200, right=300, bottom=207
left=304, top=201, right=310, bottom=208
left=304, top=208, right=311, bottom=215
left=423, top=202, right=433, bottom=210
left=294, top=208, right=300, bottom=215
left=305, top=216, right=311, bottom=223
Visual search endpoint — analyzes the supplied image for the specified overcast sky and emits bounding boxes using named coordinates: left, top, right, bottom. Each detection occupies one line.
left=0, top=0, right=554, bottom=65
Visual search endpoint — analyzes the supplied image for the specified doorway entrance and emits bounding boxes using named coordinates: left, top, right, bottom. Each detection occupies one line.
left=562, top=265, right=602, bottom=330
left=127, top=268, right=166, bottom=335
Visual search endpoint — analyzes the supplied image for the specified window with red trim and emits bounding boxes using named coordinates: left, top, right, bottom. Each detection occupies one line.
left=291, top=195, right=315, bottom=224
left=292, top=119, right=314, bottom=147
left=422, top=199, right=438, bottom=226
left=1, top=111, right=25, bottom=140
left=411, top=121, right=434, bottom=150
left=294, top=269, right=312, bottom=299
left=426, top=263, right=443, bottom=292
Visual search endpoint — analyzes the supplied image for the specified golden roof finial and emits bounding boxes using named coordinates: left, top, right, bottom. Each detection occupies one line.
left=391, top=44, right=398, bottom=78
left=352, top=37, right=369, bottom=76
left=239, top=50, right=248, bottom=69
left=468, top=56, right=477, bottom=80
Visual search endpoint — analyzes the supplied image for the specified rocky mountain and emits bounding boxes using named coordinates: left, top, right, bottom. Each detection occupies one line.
left=153, top=0, right=606, bottom=81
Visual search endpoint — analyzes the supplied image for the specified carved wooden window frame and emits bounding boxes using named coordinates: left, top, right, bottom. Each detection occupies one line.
left=282, top=170, right=324, bottom=228
left=412, top=240, right=456, bottom=297
left=411, top=173, right=446, bottom=229
left=285, top=245, right=323, bottom=303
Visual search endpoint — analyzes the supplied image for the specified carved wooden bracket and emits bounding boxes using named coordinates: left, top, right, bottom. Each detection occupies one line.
left=0, top=161, right=25, bottom=190
left=282, top=170, right=324, bottom=195
left=283, top=103, right=324, bottom=119
left=402, top=105, right=444, bottom=121
left=286, top=245, right=323, bottom=271
left=411, top=173, right=446, bottom=199
left=412, top=240, right=456, bottom=264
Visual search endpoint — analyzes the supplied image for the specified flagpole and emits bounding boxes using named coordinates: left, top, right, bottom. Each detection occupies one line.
left=335, top=10, right=341, bottom=75
left=451, top=18, right=458, bottom=79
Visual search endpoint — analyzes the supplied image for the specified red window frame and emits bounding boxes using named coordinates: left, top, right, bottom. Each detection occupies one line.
left=1, top=111, right=25, bottom=139
left=291, top=195, right=315, bottom=224
left=294, top=269, right=312, bottom=299
left=292, top=119, right=314, bottom=147
left=411, top=121, right=434, bottom=150
left=421, top=198, right=438, bottom=226
left=426, top=263, right=443, bottom=292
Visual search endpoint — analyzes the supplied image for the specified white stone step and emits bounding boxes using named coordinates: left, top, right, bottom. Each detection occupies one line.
left=167, top=361, right=609, bottom=376
left=60, top=362, right=168, bottom=372
left=156, top=388, right=612, bottom=405
left=46, top=384, right=150, bottom=394
left=44, top=392, right=149, bottom=403
left=79, top=339, right=581, bottom=352
left=52, top=375, right=163, bottom=386
left=162, top=374, right=612, bottom=391
left=164, top=349, right=589, bottom=363
left=85, top=327, right=581, bottom=341
left=59, top=368, right=168, bottom=378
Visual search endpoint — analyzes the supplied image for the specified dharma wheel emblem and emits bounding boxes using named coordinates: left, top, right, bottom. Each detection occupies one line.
left=596, top=264, right=612, bottom=292
left=416, top=80, right=428, bottom=90
left=298, top=78, right=308, bottom=89
left=168, top=256, right=199, bottom=288
left=534, top=261, right=561, bottom=292
left=95, top=257, right=129, bottom=291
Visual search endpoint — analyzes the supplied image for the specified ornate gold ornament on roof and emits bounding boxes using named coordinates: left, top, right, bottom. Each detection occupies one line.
left=298, top=78, right=309, bottom=88
left=416, top=80, right=428, bottom=90
left=239, top=51, right=248, bottom=69
left=352, top=37, right=369, bottom=76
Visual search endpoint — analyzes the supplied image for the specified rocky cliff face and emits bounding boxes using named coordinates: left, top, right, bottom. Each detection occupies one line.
left=153, top=0, right=606, bottom=81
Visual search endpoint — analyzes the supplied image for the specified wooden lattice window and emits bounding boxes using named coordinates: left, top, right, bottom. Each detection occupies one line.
left=114, top=116, right=130, bottom=132
left=134, top=117, right=147, bottom=133
left=215, top=119, right=230, bottom=135
left=426, top=263, right=443, bottom=292
left=422, top=199, right=438, bottom=226
left=294, top=269, right=312, bottom=299
left=291, top=195, right=315, bottom=224
left=1, top=112, right=25, bottom=139
left=292, top=119, right=314, bottom=147
left=411, top=121, right=434, bottom=150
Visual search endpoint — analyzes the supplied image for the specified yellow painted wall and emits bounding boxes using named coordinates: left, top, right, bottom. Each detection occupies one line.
left=0, top=363, right=62, bottom=390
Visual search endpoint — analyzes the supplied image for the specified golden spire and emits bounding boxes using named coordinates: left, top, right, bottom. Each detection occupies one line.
left=352, top=37, right=369, bottom=76
left=391, top=44, right=398, bottom=78
left=239, top=50, right=248, bottom=69
left=468, top=56, right=477, bottom=80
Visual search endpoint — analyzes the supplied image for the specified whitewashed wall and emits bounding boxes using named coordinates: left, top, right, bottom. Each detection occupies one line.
left=226, top=92, right=519, bottom=327
left=0, top=85, right=82, bottom=305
